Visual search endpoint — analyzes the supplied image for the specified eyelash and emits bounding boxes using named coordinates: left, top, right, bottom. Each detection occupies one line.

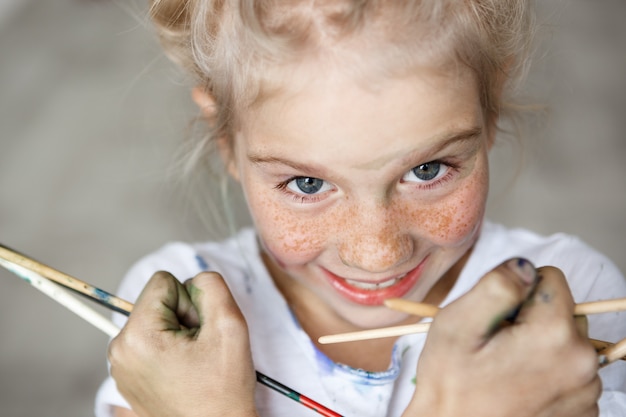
left=274, top=159, right=459, bottom=204
left=274, top=181, right=328, bottom=204
left=401, top=160, right=459, bottom=190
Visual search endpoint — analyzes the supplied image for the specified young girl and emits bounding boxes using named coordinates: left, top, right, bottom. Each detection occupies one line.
left=97, top=1, right=626, bottom=416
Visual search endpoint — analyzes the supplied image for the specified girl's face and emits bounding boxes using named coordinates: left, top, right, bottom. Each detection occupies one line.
left=229, top=64, right=491, bottom=329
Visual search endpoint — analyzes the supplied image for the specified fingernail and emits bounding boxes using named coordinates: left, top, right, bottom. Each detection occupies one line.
left=506, top=258, right=537, bottom=286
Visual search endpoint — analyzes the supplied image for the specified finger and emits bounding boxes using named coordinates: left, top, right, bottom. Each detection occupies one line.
left=515, top=266, right=599, bottom=383
left=129, top=271, right=197, bottom=332
left=574, top=314, right=589, bottom=339
left=184, top=272, right=248, bottom=341
left=108, top=271, right=195, bottom=380
left=432, top=258, right=539, bottom=350
left=516, top=266, right=576, bottom=324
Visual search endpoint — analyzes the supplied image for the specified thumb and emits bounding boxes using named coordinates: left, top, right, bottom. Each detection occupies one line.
left=109, top=271, right=198, bottom=368
left=574, top=314, right=589, bottom=339
left=432, top=258, right=539, bottom=352
left=184, top=271, right=247, bottom=337
left=129, top=270, right=198, bottom=332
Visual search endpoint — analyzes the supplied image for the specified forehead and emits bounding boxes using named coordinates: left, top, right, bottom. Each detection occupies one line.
left=238, top=63, right=484, bottom=165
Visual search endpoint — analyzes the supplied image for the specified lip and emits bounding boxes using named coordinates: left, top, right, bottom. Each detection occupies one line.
left=323, top=257, right=428, bottom=305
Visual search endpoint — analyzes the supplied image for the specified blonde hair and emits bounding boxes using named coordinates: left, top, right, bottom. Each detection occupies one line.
left=150, top=0, right=535, bottom=168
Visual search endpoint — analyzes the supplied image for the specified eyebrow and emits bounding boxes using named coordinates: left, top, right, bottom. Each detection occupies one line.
left=248, top=126, right=483, bottom=173
left=427, top=126, right=484, bottom=156
left=248, top=153, right=332, bottom=178
left=355, top=126, right=484, bottom=170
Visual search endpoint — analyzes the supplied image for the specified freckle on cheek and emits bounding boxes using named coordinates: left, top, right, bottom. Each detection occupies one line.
left=276, top=223, right=324, bottom=254
left=247, top=192, right=326, bottom=260
left=265, top=209, right=327, bottom=256
left=409, top=180, right=485, bottom=244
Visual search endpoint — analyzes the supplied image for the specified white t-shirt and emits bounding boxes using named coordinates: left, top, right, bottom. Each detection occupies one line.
left=95, top=221, right=626, bottom=417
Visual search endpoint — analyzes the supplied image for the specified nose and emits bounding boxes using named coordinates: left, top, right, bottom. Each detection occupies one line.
left=337, top=203, right=413, bottom=273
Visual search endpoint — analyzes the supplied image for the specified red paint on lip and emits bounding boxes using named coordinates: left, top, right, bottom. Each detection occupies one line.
left=324, top=258, right=428, bottom=305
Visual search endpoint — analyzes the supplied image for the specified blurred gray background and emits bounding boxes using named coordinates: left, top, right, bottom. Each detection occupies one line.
left=0, top=1, right=624, bottom=416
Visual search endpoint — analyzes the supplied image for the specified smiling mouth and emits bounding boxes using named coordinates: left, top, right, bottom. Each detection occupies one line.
left=344, top=273, right=407, bottom=290
left=324, top=259, right=427, bottom=305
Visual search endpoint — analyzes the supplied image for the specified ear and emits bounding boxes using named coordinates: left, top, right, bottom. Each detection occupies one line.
left=191, top=87, right=240, bottom=181
left=485, top=117, right=499, bottom=151
left=216, top=136, right=240, bottom=181
left=191, top=86, right=217, bottom=120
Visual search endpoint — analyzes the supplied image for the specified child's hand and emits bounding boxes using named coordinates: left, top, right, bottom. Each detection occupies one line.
left=405, top=261, right=601, bottom=417
left=108, top=271, right=259, bottom=417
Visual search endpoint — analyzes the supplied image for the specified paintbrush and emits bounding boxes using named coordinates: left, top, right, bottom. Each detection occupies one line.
left=0, top=243, right=133, bottom=315
left=599, top=338, right=626, bottom=367
left=0, top=258, right=120, bottom=337
left=321, top=289, right=626, bottom=344
left=384, top=297, right=626, bottom=318
left=0, top=244, right=343, bottom=417
left=319, top=298, right=626, bottom=363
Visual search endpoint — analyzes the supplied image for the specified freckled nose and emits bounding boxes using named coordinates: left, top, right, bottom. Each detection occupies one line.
left=337, top=224, right=413, bottom=273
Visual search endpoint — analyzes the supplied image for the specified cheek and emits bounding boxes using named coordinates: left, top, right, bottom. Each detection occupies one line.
left=407, top=169, right=488, bottom=245
left=245, top=191, right=330, bottom=265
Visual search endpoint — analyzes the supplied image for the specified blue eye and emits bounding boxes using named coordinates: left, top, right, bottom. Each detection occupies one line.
left=402, top=162, right=447, bottom=183
left=288, top=177, right=328, bottom=194
left=412, top=163, right=440, bottom=181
